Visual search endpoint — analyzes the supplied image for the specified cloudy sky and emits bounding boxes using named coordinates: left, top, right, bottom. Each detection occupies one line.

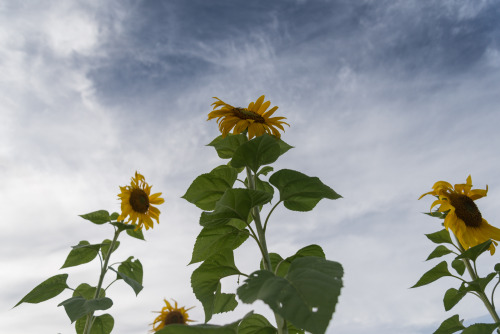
left=2, top=0, right=500, bottom=333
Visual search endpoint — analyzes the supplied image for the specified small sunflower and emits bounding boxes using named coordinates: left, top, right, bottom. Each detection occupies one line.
left=151, top=299, right=194, bottom=332
left=207, top=95, right=289, bottom=139
left=419, top=175, right=500, bottom=254
left=117, top=171, right=164, bottom=230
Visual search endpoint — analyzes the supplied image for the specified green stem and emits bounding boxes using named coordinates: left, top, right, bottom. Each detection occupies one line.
left=245, top=166, right=288, bottom=334
left=83, top=228, right=121, bottom=334
left=454, top=236, right=500, bottom=325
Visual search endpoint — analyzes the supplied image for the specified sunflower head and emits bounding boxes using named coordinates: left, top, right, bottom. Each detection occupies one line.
left=419, top=175, right=500, bottom=254
left=117, top=171, right=165, bottom=230
left=207, top=95, right=289, bottom=139
left=151, top=299, right=194, bottom=332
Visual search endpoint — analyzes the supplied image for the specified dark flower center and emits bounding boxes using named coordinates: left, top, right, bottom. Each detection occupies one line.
left=129, top=188, right=149, bottom=213
left=448, top=193, right=483, bottom=228
left=233, top=108, right=265, bottom=123
left=164, top=310, right=186, bottom=324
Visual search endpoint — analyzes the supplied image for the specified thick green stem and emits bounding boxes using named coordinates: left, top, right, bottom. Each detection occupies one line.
left=83, top=228, right=121, bottom=334
left=245, top=167, right=288, bottom=334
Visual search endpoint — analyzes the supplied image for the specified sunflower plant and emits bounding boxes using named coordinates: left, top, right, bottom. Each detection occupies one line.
left=155, top=96, right=344, bottom=334
left=416, top=176, right=500, bottom=333
left=14, top=172, right=164, bottom=334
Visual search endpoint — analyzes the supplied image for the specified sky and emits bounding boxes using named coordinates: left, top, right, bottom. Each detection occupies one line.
left=1, top=0, right=500, bottom=333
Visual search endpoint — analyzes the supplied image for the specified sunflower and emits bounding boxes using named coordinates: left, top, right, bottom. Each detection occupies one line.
left=419, top=175, right=500, bottom=255
left=151, top=299, right=194, bottom=332
left=117, top=171, right=164, bottom=230
left=207, top=95, right=289, bottom=139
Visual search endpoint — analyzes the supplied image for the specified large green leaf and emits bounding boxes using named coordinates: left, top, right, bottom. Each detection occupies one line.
left=100, top=239, right=120, bottom=259
left=73, top=283, right=105, bottom=300
left=231, top=134, right=281, bottom=173
left=208, top=134, right=248, bottom=159
left=183, top=165, right=239, bottom=210
left=425, top=229, right=453, bottom=245
left=456, top=240, right=492, bottom=262
left=190, top=225, right=250, bottom=264
left=238, top=256, right=343, bottom=334
left=61, top=241, right=101, bottom=268
left=426, top=245, right=454, bottom=261
left=269, top=169, right=341, bottom=212
left=451, top=259, right=466, bottom=276
left=262, top=245, right=326, bottom=277
left=126, top=227, right=145, bottom=240
left=200, top=189, right=272, bottom=228
left=238, top=313, right=277, bottom=334
left=191, top=251, right=242, bottom=322
left=433, top=314, right=465, bottom=334
left=75, top=314, right=114, bottom=334
left=213, top=283, right=238, bottom=315
left=112, top=256, right=143, bottom=295
left=58, top=296, right=113, bottom=323
left=79, top=210, right=111, bottom=225
left=443, top=287, right=466, bottom=311
left=15, top=274, right=69, bottom=307
left=411, top=261, right=453, bottom=288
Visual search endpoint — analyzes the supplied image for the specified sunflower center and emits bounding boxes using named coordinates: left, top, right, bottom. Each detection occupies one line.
left=164, top=310, right=186, bottom=325
left=233, top=108, right=265, bottom=123
left=129, top=188, right=149, bottom=213
left=448, top=193, right=482, bottom=228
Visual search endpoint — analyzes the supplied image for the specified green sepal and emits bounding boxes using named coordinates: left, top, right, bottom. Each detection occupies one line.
left=257, top=166, right=274, bottom=177
left=451, top=259, right=466, bottom=276
left=200, top=189, right=272, bottom=228
left=191, top=251, right=242, bottom=322
left=126, top=228, right=145, bottom=240
left=433, top=314, right=465, bottom=334
left=14, top=274, right=69, bottom=307
left=424, top=211, right=448, bottom=219
left=425, top=229, right=453, bottom=245
left=73, top=283, right=105, bottom=300
left=61, top=241, right=100, bottom=269
left=231, top=134, right=281, bottom=173
left=426, top=245, right=454, bottom=261
left=58, top=296, right=113, bottom=323
left=411, top=261, right=453, bottom=288
left=456, top=240, right=492, bottom=262
left=238, top=313, right=277, bottom=334
left=183, top=165, right=239, bottom=210
left=462, top=323, right=500, bottom=334
left=262, top=245, right=326, bottom=277
left=269, top=169, right=341, bottom=212
left=208, top=134, right=248, bottom=159
left=443, top=287, right=467, bottom=311
left=190, top=225, right=250, bottom=264
left=112, top=256, right=143, bottom=295
left=79, top=210, right=111, bottom=225
left=238, top=256, right=343, bottom=334
left=75, top=313, right=114, bottom=334
left=100, top=239, right=120, bottom=259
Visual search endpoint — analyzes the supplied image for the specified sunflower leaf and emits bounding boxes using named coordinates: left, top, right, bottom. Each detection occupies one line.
left=110, top=221, right=136, bottom=232
left=208, top=134, right=248, bottom=159
left=425, top=229, right=453, bottom=245
left=411, top=261, right=453, bottom=288
left=100, top=239, right=120, bottom=259
left=14, top=274, right=69, bottom=307
left=451, top=259, right=466, bottom=276
left=190, top=225, right=250, bottom=264
left=183, top=165, right=239, bottom=211
left=79, top=210, right=111, bottom=225
left=213, top=283, right=238, bottom=315
left=200, top=189, right=272, bottom=228
left=126, top=227, right=145, bottom=240
left=462, top=323, right=500, bottom=334
left=466, top=273, right=497, bottom=293
left=155, top=314, right=243, bottom=334
left=61, top=241, right=100, bottom=269
left=238, top=313, right=277, bottom=334
left=261, top=245, right=326, bottom=277
left=231, top=134, right=282, bottom=173
left=427, top=245, right=454, bottom=261
left=257, top=166, right=274, bottom=177
left=73, top=283, right=105, bottom=300
left=269, top=169, right=341, bottom=212
left=191, top=251, right=242, bottom=322
left=112, top=256, right=143, bottom=295
left=58, top=296, right=113, bottom=323
left=456, top=240, right=492, bottom=262
left=443, top=287, right=467, bottom=311
left=433, top=314, right=465, bottom=334
left=75, top=313, right=114, bottom=334
left=237, top=256, right=343, bottom=334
